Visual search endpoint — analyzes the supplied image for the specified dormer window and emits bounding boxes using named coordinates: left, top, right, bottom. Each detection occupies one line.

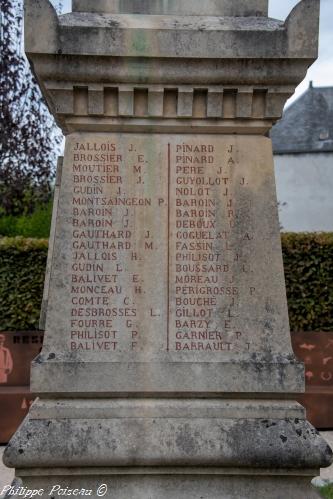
left=319, top=131, right=329, bottom=141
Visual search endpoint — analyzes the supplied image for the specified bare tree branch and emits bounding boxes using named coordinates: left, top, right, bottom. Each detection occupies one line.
left=0, top=0, right=62, bottom=216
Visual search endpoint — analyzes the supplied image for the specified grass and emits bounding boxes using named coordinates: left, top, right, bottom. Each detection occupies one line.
left=319, top=485, right=333, bottom=499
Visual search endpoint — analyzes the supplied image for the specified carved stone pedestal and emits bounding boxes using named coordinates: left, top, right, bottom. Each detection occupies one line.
left=5, top=399, right=331, bottom=498
left=4, top=1, right=331, bottom=497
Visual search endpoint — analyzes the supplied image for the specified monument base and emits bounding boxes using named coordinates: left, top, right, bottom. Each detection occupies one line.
left=4, top=399, right=331, bottom=498
left=7, top=468, right=322, bottom=499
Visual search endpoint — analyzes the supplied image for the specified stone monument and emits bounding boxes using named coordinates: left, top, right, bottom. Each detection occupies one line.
left=4, top=0, right=332, bottom=497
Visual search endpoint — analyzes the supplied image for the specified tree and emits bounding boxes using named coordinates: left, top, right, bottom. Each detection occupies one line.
left=0, top=0, right=62, bottom=216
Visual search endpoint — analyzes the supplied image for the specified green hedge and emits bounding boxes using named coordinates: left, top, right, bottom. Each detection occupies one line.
left=282, top=233, right=333, bottom=332
left=0, top=200, right=52, bottom=238
left=319, top=485, right=333, bottom=499
left=0, top=234, right=332, bottom=332
left=0, top=237, right=48, bottom=330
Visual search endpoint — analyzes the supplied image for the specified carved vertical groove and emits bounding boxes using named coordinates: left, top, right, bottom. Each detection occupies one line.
left=252, top=90, right=267, bottom=119
left=265, top=89, right=293, bottom=119
left=223, top=90, right=237, bottom=119
left=207, top=88, right=223, bottom=118
left=163, top=89, right=178, bottom=117
left=73, top=87, right=88, bottom=115
left=193, top=89, right=208, bottom=118
left=104, top=87, right=119, bottom=116
left=148, top=87, right=164, bottom=117
left=236, top=88, right=253, bottom=118
left=88, top=85, right=104, bottom=116
left=134, top=88, right=149, bottom=116
left=47, top=84, right=290, bottom=125
left=178, top=87, right=194, bottom=117
left=119, top=86, right=134, bottom=116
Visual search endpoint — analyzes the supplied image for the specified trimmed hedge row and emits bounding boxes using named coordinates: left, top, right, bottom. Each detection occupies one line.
left=0, top=237, right=48, bottom=331
left=0, top=200, right=53, bottom=238
left=0, top=234, right=332, bottom=331
left=282, top=233, right=333, bottom=332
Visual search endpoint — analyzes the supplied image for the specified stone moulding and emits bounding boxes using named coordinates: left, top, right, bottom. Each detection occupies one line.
left=24, top=0, right=319, bottom=134
left=71, top=0, right=269, bottom=17
left=29, top=359, right=305, bottom=396
left=41, top=83, right=295, bottom=134
left=4, top=400, right=332, bottom=469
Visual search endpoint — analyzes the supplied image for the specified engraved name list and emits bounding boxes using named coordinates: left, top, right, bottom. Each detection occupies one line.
left=62, top=134, right=272, bottom=359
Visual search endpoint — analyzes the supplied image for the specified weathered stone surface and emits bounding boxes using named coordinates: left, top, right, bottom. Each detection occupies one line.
left=3, top=473, right=324, bottom=499
left=25, top=0, right=319, bottom=60
left=29, top=133, right=303, bottom=396
left=72, top=0, right=269, bottom=17
left=3, top=399, right=331, bottom=497
left=4, top=1, right=331, bottom=498
left=4, top=400, right=332, bottom=469
left=23, top=0, right=319, bottom=134
left=39, top=157, right=62, bottom=330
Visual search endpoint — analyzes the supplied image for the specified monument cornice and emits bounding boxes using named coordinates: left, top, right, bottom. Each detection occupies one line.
left=24, top=0, right=319, bottom=134
left=71, top=0, right=269, bottom=17
left=25, top=0, right=318, bottom=60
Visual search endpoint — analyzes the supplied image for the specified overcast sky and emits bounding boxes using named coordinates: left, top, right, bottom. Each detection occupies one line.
left=53, top=0, right=333, bottom=106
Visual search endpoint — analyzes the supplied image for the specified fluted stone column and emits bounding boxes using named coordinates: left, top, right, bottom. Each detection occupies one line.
left=4, top=1, right=332, bottom=497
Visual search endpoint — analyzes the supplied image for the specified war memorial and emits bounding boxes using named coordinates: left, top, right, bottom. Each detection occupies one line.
left=3, top=0, right=332, bottom=497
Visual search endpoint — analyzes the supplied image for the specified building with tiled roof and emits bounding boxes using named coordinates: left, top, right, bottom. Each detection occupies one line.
left=272, top=83, right=333, bottom=232
left=272, top=83, right=333, bottom=154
